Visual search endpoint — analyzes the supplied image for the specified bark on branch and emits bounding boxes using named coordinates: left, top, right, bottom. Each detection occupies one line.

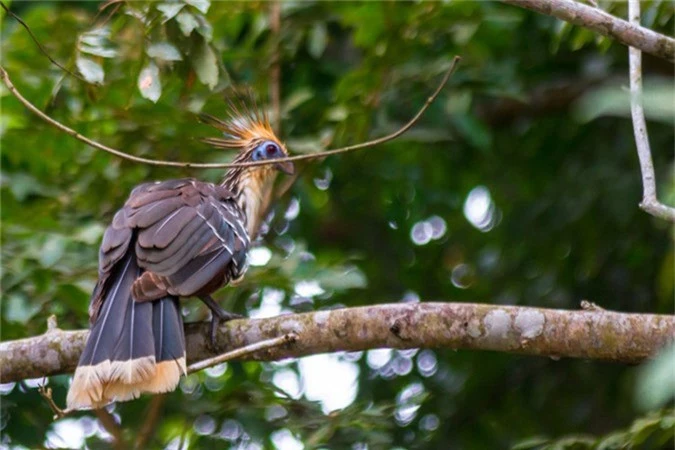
left=1, top=302, right=674, bottom=383
left=501, top=0, right=675, bottom=63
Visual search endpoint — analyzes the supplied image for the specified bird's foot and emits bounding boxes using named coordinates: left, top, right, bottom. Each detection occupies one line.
left=199, top=295, right=243, bottom=351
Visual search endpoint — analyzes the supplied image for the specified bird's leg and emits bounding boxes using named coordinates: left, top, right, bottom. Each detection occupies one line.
left=198, top=295, right=243, bottom=350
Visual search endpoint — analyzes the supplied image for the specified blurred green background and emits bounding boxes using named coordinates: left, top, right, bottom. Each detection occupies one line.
left=1, top=1, right=673, bottom=449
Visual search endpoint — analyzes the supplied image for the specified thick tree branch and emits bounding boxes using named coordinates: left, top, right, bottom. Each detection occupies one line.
left=501, top=0, right=675, bottom=63
left=1, top=303, right=673, bottom=383
left=627, top=0, right=675, bottom=222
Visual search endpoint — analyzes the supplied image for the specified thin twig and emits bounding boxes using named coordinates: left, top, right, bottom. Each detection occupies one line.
left=580, top=300, right=605, bottom=311
left=269, top=0, right=282, bottom=135
left=93, top=0, right=124, bottom=28
left=627, top=0, right=675, bottom=222
left=0, top=56, right=461, bottom=169
left=94, top=408, right=127, bottom=450
left=37, top=384, right=65, bottom=418
left=37, top=384, right=73, bottom=419
left=134, top=395, right=165, bottom=450
left=46, top=315, right=60, bottom=333
left=0, top=2, right=86, bottom=82
left=187, top=333, right=297, bottom=373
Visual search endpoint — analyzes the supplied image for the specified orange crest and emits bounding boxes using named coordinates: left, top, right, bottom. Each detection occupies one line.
left=200, top=89, right=282, bottom=153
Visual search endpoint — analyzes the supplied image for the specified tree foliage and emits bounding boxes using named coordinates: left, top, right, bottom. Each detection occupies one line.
left=1, top=1, right=673, bottom=449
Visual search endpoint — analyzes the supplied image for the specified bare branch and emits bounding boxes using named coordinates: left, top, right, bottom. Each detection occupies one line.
left=38, top=384, right=72, bottom=419
left=2, top=302, right=673, bottom=384
left=627, top=0, right=675, bottom=222
left=187, top=333, right=297, bottom=373
left=0, top=57, right=461, bottom=170
left=501, top=0, right=675, bottom=63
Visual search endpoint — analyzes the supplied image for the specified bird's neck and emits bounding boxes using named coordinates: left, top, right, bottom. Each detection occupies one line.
left=222, top=168, right=276, bottom=238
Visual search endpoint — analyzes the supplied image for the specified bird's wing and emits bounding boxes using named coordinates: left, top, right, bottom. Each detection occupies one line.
left=89, top=179, right=250, bottom=321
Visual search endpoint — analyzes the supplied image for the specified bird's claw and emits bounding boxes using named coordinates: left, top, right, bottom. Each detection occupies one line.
left=199, top=295, right=243, bottom=351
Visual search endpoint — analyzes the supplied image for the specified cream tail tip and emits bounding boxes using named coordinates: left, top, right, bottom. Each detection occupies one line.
left=66, top=357, right=158, bottom=410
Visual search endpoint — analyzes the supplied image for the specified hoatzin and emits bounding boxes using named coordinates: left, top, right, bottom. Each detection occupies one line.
left=66, top=104, right=293, bottom=410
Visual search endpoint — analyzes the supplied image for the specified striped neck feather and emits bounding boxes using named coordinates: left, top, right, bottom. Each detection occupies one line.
left=222, top=163, right=276, bottom=238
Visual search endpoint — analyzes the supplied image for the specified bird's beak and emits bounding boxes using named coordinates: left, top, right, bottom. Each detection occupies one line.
left=274, top=160, right=295, bottom=175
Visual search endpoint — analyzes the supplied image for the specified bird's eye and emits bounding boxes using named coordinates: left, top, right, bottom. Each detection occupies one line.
left=252, top=141, right=282, bottom=161
left=265, top=143, right=278, bottom=156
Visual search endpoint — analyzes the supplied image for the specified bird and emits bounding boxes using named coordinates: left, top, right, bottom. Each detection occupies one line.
left=66, top=99, right=294, bottom=410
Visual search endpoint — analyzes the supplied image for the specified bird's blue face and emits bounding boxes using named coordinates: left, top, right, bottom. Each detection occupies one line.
left=251, top=140, right=294, bottom=174
left=252, top=140, right=284, bottom=161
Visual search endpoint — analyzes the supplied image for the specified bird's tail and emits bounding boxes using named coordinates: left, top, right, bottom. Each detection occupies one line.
left=67, top=253, right=186, bottom=410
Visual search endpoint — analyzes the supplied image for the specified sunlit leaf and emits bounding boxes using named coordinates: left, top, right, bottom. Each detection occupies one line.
left=78, top=26, right=117, bottom=58
left=4, top=294, right=42, bottom=323
left=307, top=22, right=328, bottom=59
left=185, top=0, right=210, bottom=14
left=147, top=42, right=183, bottom=61
left=79, top=45, right=117, bottom=58
left=157, top=2, right=185, bottom=21
left=281, top=88, right=314, bottom=114
left=76, top=56, right=104, bottom=84
left=74, top=224, right=106, bottom=245
left=192, top=40, right=218, bottom=89
left=39, top=236, right=66, bottom=268
left=176, top=10, right=199, bottom=36
left=138, top=62, right=162, bottom=102
left=635, top=344, right=675, bottom=411
left=512, top=436, right=550, bottom=449
left=316, top=267, right=367, bottom=291
left=575, top=83, right=675, bottom=124
left=195, top=13, right=214, bottom=41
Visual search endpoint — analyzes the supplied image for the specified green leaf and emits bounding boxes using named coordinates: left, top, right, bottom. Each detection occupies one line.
left=453, top=114, right=492, bottom=152
left=192, top=40, right=218, bottom=89
left=3, top=172, right=53, bottom=201
left=282, top=88, right=314, bottom=114
left=184, top=0, right=210, bottom=14
left=157, top=2, right=184, bottom=21
left=39, top=235, right=66, bottom=268
left=138, top=62, right=162, bottom=103
left=76, top=56, right=104, bottom=84
left=74, top=223, right=105, bottom=245
left=575, top=83, right=675, bottom=125
left=307, top=22, right=328, bottom=59
left=635, top=344, right=675, bottom=411
left=78, top=27, right=117, bottom=58
left=194, top=13, right=213, bottom=41
left=317, top=267, right=367, bottom=291
left=79, top=45, right=117, bottom=58
left=4, top=294, right=42, bottom=323
left=512, top=436, right=550, bottom=449
left=176, top=10, right=199, bottom=36
left=147, top=42, right=183, bottom=61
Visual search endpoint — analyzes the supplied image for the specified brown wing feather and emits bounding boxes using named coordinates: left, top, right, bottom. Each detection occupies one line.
left=90, top=178, right=250, bottom=318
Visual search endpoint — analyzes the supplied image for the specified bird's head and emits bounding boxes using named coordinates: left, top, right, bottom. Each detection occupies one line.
left=201, top=96, right=294, bottom=236
left=200, top=99, right=294, bottom=178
